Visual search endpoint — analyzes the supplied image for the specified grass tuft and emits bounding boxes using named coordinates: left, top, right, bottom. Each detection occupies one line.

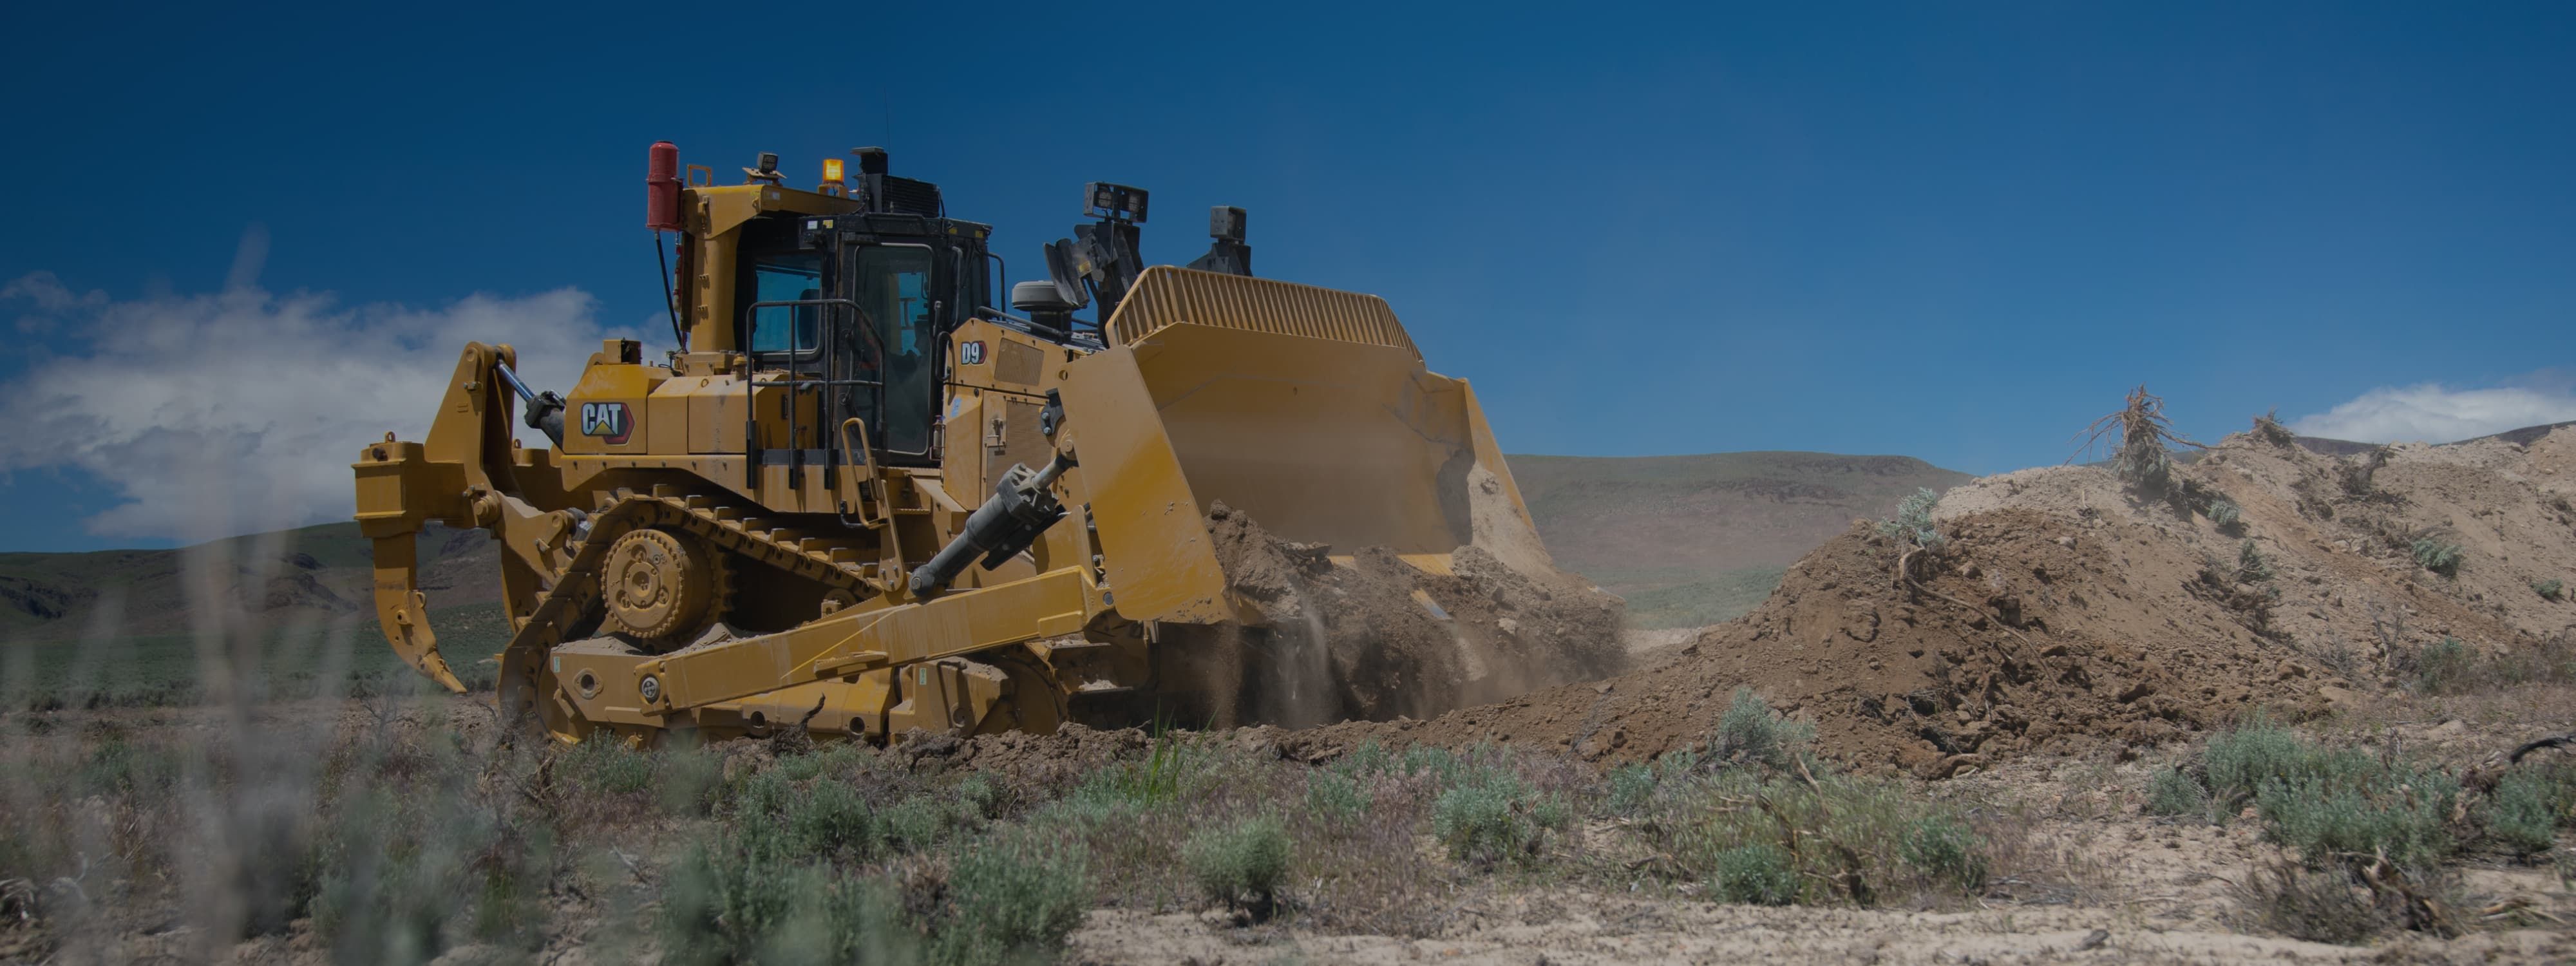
left=561, top=737, right=653, bottom=795
left=1710, top=843, right=1801, bottom=905
left=1304, top=769, right=1367, bottom=823
left=1183, top=814, right=1293, bottom=909
left=1431, top=773, right=1550, bottom=868
left=1714, top=687, right=1813, bottom=769
left=2146, top=767, right=2210, bottom=819
left=1604, top=762, right=1657, bottom=816
left=2236, top=862, right=2380, bottom=945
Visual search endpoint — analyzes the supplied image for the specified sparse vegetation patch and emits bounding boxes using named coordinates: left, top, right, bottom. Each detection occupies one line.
left=2206, top=498, right=2244, bottom=529
left=2411, top=537, right=2463, bottom=576
left=1878, top=488, right=1948, bottom=553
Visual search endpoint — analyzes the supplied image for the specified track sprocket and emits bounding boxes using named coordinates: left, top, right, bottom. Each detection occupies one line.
left=601, top=527, right=726, bottom=642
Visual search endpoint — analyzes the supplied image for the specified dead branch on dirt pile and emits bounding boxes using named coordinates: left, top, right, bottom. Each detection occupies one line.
left=1891, top=544, right=2041, bottom=664
left=2072, top=384, right=2204, bottom=494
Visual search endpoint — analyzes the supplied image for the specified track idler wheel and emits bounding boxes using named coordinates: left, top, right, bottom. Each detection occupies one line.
left=602, top=527, right=722, bottom=643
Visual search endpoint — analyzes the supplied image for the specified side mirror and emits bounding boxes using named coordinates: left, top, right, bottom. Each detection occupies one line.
left=1041, top=240, right=1092, bottom=309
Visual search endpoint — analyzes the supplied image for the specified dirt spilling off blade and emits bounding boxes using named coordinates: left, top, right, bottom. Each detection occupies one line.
left=1176, top=500, right=1626, bottom=729
left=1300, top=427, right=2576, bottom=775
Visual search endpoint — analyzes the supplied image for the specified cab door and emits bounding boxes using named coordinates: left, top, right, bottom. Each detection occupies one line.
left=848, top=242, right=943, bottom=462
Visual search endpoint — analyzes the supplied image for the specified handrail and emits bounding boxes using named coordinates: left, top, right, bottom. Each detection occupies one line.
left=742, top=298, right=875, bottom=491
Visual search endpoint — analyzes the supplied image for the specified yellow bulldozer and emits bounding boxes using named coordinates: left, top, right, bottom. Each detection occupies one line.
left=353, top=142, right=1557, bottom=744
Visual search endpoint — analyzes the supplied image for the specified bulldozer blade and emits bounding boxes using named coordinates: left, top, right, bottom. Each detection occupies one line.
left=1061, top=268, right=1539, bottom=625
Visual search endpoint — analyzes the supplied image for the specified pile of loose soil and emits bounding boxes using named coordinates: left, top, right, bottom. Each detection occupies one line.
left=1302, top=427, right=2576, bottom=775
left=1178, top=500, right=1625, bottom=729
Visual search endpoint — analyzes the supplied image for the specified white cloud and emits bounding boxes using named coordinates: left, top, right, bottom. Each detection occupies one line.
left=2289, top=382, right=2576, bottom=445
left=0, top=266, right=641, bottom=542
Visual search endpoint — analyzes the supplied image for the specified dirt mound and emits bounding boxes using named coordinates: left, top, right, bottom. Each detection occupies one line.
left=1304, top=427, right=2576, bottom=775
left=1180, top=500, right=1625, bottom=728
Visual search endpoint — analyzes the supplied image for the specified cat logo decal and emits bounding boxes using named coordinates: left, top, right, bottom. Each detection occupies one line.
left=580, top=401, right=633, bottom=444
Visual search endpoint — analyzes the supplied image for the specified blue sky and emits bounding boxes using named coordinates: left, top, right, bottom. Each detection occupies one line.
left=4, top=2, right=2573, bottom=551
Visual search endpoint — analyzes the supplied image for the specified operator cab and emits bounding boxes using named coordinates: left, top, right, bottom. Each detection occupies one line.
left=730, top=151, right=996, bottom=467
left=710, top=149, right=1255, bottom=473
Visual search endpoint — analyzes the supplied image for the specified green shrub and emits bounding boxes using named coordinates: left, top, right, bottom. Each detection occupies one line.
left=660, top=835, right=927, bottom=966
left=2483, top=764, right=2576, bottom=856
left=2236, top=540, right=2275, bottom=583
left=1304, top=769, right=1367, bottom=822
left=1082, top=733, right=1207, bottom=808
left=934, top=831, right=1091, bottom=966
left=1899, top=815, right=1987, bottom=892
left=956, top=773, right=1003, bottom=819
left=755, top=874, right=921, bottom=966
left=1654, top=770, right=1994, bottom=907
left=2402, top=636, right=2476, bottom=694
left=562, top=737, right=653, bottom=795
left=315, top=784, right=552, bottom=964
left=1331, top=740, right=1394, bottom=779
left=786, top=779, right=877, bottom=860
left=2485, top=772, right=2562, bottom=856
left=1399, top=744, right=1466, bottom=783
left=2537, top=579, right=2566, bottom=602
left=881, top=793, right=980, bottom=853
left=2146, top=768, right=2211, bottom=819
left=2255, top=762, right=2458, bottom=871
left=2202, top=717, right=2307, bottom=807
left=655, top=742, right=726, bottom=817
left=1432, top=775, right=1545, bottom=867
left=1049, top=774, right=1146, bottom=830
left=1714, top=688, right=1812, bottom=768
left=1710, top=843, right=1800, bottom=905
left=659, top=829, right=798, bottom=965
left=2411, top=538, right=2463, bottom=576
left=1605, top=763, right=1657, bottom=815
left=1878, top=488, right=1947, bottom=551
left=2207, top=499, right=2244, bottom=528
left=2193, top=717, right=2460, bottom=871
left=1183, top=815, right=1293, bottom=908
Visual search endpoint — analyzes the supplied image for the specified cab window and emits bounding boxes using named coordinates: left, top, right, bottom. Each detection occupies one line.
left=746, top=252, right=823, bottom=354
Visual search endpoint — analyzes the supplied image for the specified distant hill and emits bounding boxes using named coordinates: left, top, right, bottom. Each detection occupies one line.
left=0, top=519, right=507, bottom=700
left=0, top=522, right=496, bottom=644
left=1507, top=451, right=1973, bottom=628
left=2287, top=419, right=2576, bottom=457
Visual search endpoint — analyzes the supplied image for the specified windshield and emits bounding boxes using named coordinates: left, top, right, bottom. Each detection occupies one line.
left=859, top=245, right=936, bottom=454
left=746, top=252, right=824, bottom=354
